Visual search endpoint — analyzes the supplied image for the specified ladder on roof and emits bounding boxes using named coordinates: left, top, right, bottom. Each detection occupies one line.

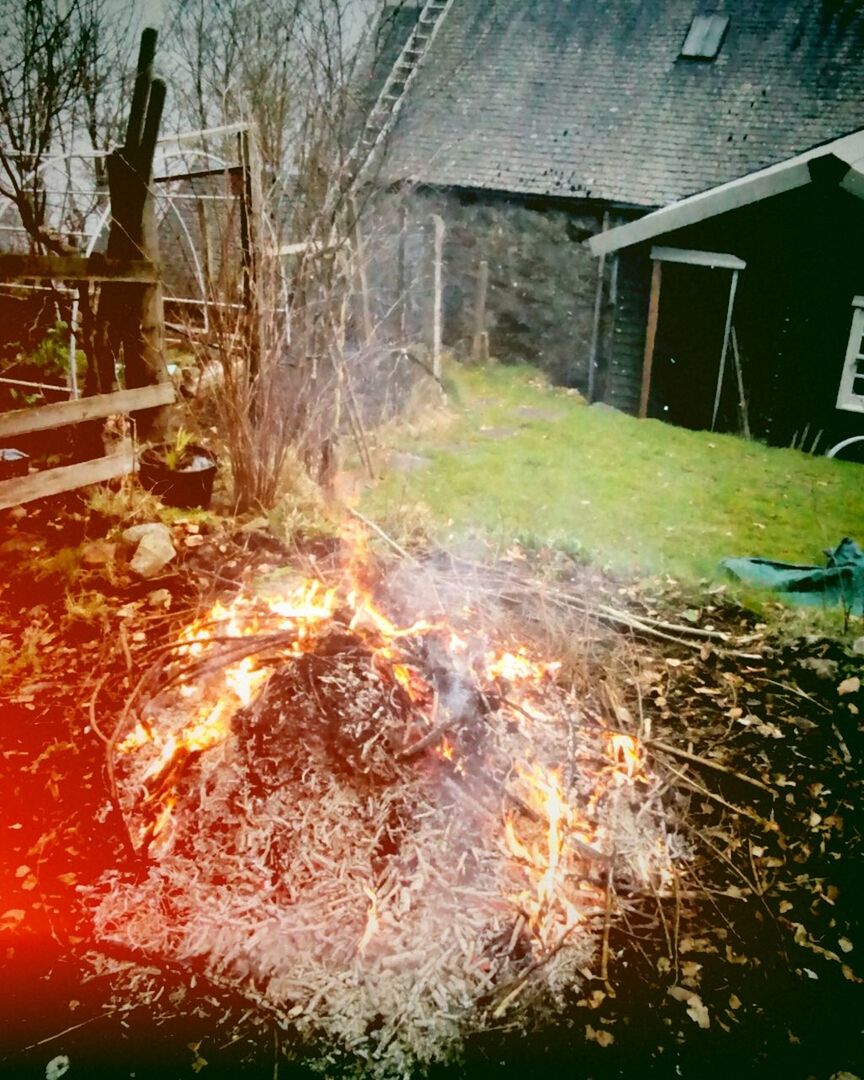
left=352, top=0, right=455, bottom=183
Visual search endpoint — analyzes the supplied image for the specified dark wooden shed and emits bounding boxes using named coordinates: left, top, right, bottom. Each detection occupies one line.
left=590, top=131, right=864, bottom=452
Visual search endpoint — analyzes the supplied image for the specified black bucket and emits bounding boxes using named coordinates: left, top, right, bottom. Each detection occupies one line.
left=0, top=448, right=30, bottom=480
left=137, top=444, right=217, bottom=509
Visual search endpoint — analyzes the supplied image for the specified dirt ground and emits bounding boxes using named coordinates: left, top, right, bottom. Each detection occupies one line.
left=1, top=494, right=862, bottom=1079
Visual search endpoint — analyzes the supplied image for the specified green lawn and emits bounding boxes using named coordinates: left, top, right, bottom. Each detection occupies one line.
left=362, top=363, right=864, bottom=583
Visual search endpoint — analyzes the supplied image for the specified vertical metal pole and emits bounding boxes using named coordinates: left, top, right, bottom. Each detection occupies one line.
left=711, top=269, right=739, bottom=431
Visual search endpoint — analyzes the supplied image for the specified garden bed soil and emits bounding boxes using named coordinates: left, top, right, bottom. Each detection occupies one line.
left=0, top=506, right=861, bottom=1078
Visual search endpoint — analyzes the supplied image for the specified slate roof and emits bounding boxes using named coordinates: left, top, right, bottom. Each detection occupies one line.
left=381, top=0, right=864, bottom=208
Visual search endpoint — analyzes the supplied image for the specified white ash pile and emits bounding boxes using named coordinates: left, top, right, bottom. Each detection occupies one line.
left=93, top=546, right=675, bottom=1076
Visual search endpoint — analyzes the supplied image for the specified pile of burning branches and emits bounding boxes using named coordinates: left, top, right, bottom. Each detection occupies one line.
left=93, top=534, right=679, bottom=1076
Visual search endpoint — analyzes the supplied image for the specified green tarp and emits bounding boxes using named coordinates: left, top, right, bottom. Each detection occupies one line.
left=721, top=538, right=864, bottom=611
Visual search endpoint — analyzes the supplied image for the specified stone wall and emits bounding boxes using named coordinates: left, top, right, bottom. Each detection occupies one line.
left=366, top=188, right=608, bottom=390
left=364, top=187, right=649, bottom=409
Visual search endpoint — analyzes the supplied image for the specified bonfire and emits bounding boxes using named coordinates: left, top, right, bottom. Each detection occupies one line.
left=94, top=530, right=676, bottom=1076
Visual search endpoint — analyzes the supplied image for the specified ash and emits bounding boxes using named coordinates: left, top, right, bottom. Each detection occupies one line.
left=93, top=566, right=674, bottom=1078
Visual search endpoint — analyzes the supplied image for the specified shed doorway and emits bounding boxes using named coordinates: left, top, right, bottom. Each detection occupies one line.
left=640, top=247, right=745, bottom=433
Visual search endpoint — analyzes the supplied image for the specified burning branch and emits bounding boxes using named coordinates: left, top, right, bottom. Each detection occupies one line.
left=95, top=529, right=676, bottom=1075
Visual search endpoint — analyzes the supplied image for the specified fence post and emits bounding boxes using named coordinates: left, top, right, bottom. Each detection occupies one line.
left=471, top=258, right=489, bottom=362
left=103, top=27, right=170, bottom=438
left=428, top=214, right=444, bottom=379
left=237, top=127, right=263, bottom=388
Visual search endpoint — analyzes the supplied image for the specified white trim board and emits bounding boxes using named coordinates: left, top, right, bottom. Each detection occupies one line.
left=650, top=246, right=746, bottom=270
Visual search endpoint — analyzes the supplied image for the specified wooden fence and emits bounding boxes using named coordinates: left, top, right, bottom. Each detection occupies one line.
left=0, top=29, right=176, bottom=510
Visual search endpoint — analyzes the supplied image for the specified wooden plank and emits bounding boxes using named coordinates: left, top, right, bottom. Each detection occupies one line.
left=650, top=246, right=746, bottom=270
left=471, top=259, right=489, bottom=362
left=0, top=450, right=134, bottom=510
left=639, top=260, right=662, bottom=419
left=0, top=253, right=158, bottom=283
left=0, top=382, right=174, bottom=439
left=154, top=164, right=242, bottom=184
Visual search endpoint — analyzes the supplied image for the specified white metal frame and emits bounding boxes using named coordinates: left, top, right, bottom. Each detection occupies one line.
left=835, top=296, right=864, bottom=415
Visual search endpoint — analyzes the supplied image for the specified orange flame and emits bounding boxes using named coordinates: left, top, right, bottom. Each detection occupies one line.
left=118, top=521, right=651, bottom=961
left=606, top=732, right=643, bottom=780
left=504, top=762, right=583, bottom=943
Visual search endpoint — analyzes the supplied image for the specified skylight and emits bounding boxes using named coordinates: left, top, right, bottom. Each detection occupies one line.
left=680, top=13, right=730, bottom=59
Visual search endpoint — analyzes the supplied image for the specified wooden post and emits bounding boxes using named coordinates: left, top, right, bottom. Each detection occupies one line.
left=471, top=258, right=489, bottom=362
left=429, top=214, right=444, bottom=379
left=237, top=128, right=263, bottom=384
left=397, top=204, right=408, bottom=339
left=711, top=269, right=739, bottom=431
left=103, top=28, right=170, bottom=439
left=353, top=215, right=374, bottom=345
left=639, top=259, right=662, bottom=419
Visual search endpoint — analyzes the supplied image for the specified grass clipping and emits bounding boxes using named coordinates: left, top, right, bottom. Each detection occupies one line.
left=94, top=560, right=674, bottom=1077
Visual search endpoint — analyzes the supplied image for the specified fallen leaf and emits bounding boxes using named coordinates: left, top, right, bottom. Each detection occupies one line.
left=729, top=994, right=742, bottom=1010
left=586, top=1024, right=614, bottom=1047
left=679, top=936, right=716, bottom=954
left=686, top=998, right=711, bottom=1029
left=45, top=1054, right=70, bottom=1080
left=0, top=908, right=25, bottom=930
left=667, top=986, right=710, bottom=1028
left=838, top=677, right=860, bottom=696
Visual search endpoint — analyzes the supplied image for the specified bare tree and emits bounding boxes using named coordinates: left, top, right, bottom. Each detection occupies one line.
left=0, top=0, right=136, bottom=253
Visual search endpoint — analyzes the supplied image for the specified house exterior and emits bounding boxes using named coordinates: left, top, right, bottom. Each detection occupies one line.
left=373, top=0, right=864, bottom=445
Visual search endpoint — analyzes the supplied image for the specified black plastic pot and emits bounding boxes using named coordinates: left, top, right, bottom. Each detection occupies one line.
left=0, top=448, right=30, bottom=480
left=137, top=444, right=217, bottom=509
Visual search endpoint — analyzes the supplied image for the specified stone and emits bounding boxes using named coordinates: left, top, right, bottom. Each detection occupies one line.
left=797, top=657, right=839, bottom=680
left=80, top=540, right=117, bottom=568
left=851, top=636, right=864, bottom=656
left=130, top=530, right=176, bottom=579
left=122, top=522, right=174, bottom=547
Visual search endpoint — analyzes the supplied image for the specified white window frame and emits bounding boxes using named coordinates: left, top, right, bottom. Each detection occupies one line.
left=836, top=296, right=864, bottom=414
